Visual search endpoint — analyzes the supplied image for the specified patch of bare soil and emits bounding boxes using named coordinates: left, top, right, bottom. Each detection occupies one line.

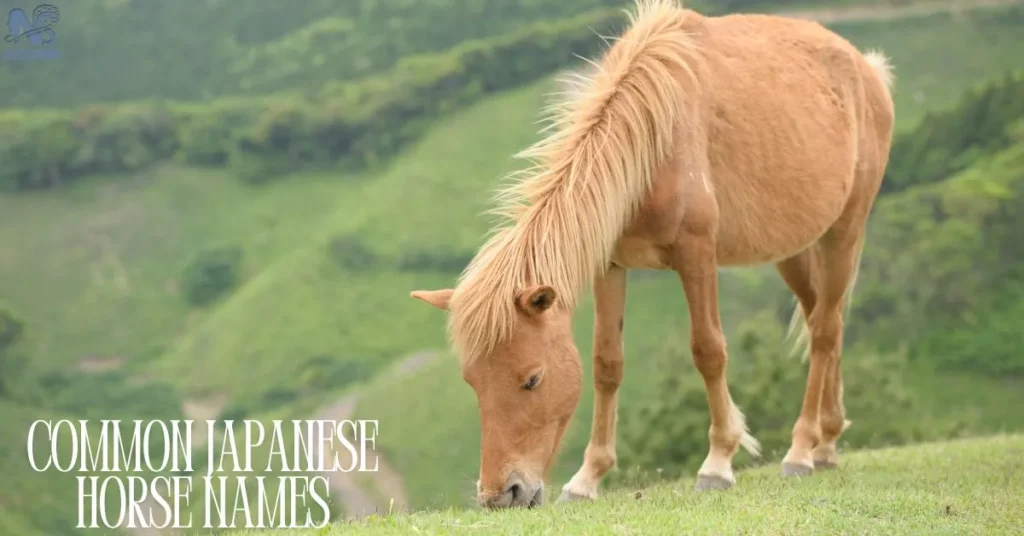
left=182, top=393, right=230, bottom=448
left=76, top=355, right=125, bottom=373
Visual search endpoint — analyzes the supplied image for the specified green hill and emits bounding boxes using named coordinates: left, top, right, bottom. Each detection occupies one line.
left=0, top=0, right=640, bottom=108
left=232, top=433, right=1024, bottom=535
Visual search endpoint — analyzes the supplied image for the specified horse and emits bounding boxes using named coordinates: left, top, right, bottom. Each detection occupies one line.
left=410, top=0, right=894, bottom=509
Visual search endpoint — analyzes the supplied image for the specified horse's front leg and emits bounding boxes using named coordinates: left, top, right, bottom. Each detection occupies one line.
left=559, top=264, right=627, bottom=502
left=673, top=218, right=761, bottom=491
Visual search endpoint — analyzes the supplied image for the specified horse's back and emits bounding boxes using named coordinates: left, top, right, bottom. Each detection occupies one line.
left=689, top=11, right=891, bottom=264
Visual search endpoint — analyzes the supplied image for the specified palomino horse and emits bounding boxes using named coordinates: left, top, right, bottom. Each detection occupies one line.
left=411, top=0, right=894, bottom=508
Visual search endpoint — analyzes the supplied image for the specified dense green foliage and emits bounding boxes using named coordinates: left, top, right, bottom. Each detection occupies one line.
left=0, top=0, right=654, bottom=108
left=0, top=9, right=625, bottom=189
left=855, top=134, right=1024, bottom=375
left=884, top=71, right=1024, bottom=194
left=5, top=4, right=1021, bottom=191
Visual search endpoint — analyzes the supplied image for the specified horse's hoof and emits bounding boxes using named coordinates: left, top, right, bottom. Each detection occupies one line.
left=781, top=462, right=814, bottom=478
left=557, top=489, right=594, bottom=503
left=814, top=459, right=838, bottom=471
left=694, top=474, right=734, bottom=492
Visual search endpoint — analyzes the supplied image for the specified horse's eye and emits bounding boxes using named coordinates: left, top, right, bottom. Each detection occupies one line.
left=522, top=375, right=540, bottom=391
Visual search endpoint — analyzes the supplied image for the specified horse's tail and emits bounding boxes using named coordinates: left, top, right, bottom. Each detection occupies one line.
left=863, top=49, right=895, bottom=96
left=786, top=233, right=867, bottom=362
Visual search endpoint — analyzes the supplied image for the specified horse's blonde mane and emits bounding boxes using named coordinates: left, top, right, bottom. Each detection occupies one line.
left=449, top=0, right=702, bottom=363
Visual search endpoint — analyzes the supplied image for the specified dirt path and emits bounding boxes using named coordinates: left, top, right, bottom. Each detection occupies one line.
left=310, top=351, right=440, bottom=520
left=770, top=0, right=1023, bottom=24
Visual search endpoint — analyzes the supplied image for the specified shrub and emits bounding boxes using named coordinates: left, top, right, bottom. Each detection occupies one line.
left=298, top=354, right=373, bottom=392
left=180, top=246, right=244, bottom=306
left=0, top=306, right=27, bottom=397
left=175, top=102, right=258, bottom=166
left=0, top=8, right=628, bottom=189
left=43, top=369, right=181, bottom=419
left=328, top=234, right=379, bottom=271
left=0, top=111, right=78, bottom=191
left=394, top=247, right=473, bottom=273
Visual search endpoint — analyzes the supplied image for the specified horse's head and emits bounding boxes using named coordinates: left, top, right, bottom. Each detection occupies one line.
left=410, top=285, right=582, bottom=509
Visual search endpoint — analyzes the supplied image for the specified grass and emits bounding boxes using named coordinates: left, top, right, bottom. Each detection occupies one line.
left=0, top=167, right=349, bottom=372
left=231, top=433, right=1024, bottom=535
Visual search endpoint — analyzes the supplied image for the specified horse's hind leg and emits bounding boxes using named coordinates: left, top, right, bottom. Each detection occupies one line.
left=780, top=230, right=863, bottom=477
left=814, top=345, right=851, bottom=470
left=776, top=247, right=851, bottom=471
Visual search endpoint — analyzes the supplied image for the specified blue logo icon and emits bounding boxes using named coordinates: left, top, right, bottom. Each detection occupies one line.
left=4, top=5, right=60, bottom=61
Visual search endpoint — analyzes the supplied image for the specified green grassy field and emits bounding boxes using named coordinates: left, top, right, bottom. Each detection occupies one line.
left=232, top=434, right=1024, bottom=535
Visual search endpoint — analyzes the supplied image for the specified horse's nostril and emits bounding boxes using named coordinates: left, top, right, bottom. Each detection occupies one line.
left=507, top=482, right=523, bottom=499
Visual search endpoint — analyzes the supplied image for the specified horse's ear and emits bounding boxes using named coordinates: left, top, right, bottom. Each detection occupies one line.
left=410, top=289, right=454, bottom=311
left=516, top=285, right=557, bottom=316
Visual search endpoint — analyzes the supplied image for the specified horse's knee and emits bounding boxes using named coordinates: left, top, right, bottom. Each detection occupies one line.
left=594, top=352, right=623, bottom=394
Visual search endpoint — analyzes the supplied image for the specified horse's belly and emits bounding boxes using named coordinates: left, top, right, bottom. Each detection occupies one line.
left=611, top=236, right=672, bottom=270
left=713, top=174, right=851, bottom=266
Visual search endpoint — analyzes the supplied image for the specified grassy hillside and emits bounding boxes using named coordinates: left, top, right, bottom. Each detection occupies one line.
left=0, top=0, right=641, bottom=108
left=0, top=2, right=1015, bottom=401
left=0, top=168, right=349, bottom=371
left=232, top=434, right=1024, bottom=535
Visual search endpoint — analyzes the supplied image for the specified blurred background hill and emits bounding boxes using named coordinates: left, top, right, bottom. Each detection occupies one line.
left=0, top=0, right=1021, bottom=532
